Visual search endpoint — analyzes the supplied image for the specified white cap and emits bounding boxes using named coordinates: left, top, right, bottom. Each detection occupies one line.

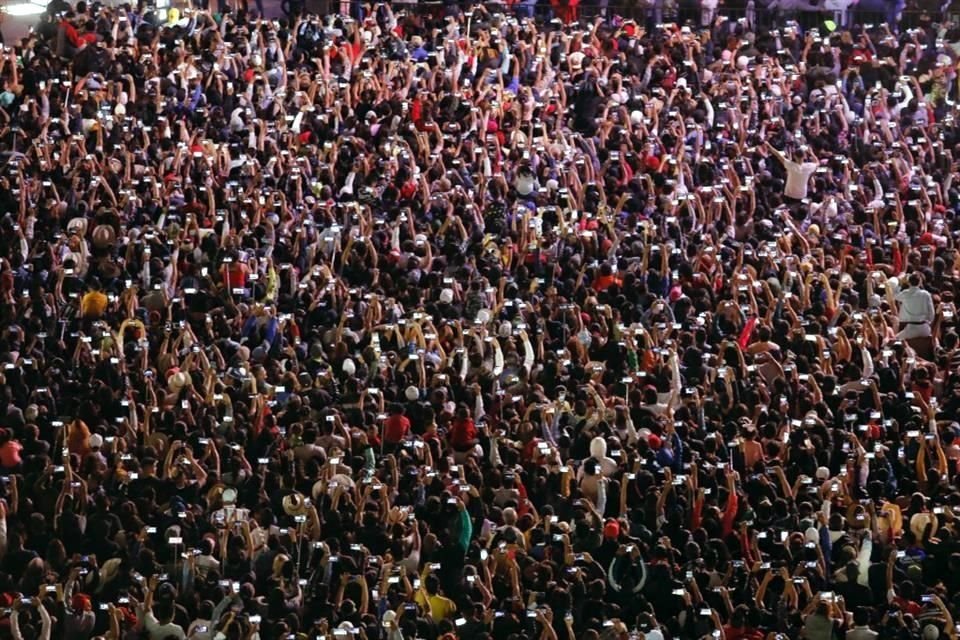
left=568, top=51, right=585, bottom=71
left=405, top=385, right=419, bottom=401
left=382, top=610, right=397, bottom=628
left=440, top=288, right=454, bottom=304
left=342, top=358, right=356, bottom=376
left=89, top=434, right=104, bottom=449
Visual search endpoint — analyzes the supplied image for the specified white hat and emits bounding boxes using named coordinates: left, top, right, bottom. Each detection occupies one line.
left=805, top=527, right=819, bottom=544
left=382, top=610, right=397, bottom=628
left=89, top=434, right=104, bottom=449
left=282, top=493, right=308, bottom=517
left=168, top=371, right=189, bottom=392
left=405, top=385, right=419, bottom=401
left=568, top=51, right=585, bottom=71
left=114, top=103, right=126, bottom=117
left=312, top=474, right=355, bottom=501
left=630, top=110, right=644, bottom=126
left=222, top=487, right=238, bottom=505
left=440, top=288, right=454, bottom=304
left=342, top=358, right=356, bottom=376
left=499, top=321, right=513, bottom=338
left=816, top=466, right=830, bottom=481
left=476, top=309, right=491, bottom=324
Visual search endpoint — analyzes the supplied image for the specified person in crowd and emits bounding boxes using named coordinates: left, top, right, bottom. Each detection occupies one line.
left=0, top=2, right=954, bottom=640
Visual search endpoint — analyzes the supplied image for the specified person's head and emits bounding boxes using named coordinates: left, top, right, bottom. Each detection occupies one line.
left=153, top=599, right=175, bottom=624
left=729, top=605, right=749, bottom=628
left=845, top=560, right=859, bottom=584
left=8, top=531, right=23, bottom=550
left=853, top=607, right=870, bottom=626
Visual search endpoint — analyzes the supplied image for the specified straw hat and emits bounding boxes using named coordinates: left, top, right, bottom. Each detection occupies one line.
left=312, top=474, right=355, bottom=502
left=92, top=224, right=116, bottom=249
left=910, top=511, right=938, bottom=541
left=146, top=432, right=169, bottom=455
left=168, top=370, right=189, bottom=393
left=282, top=492, right=308, bottom=517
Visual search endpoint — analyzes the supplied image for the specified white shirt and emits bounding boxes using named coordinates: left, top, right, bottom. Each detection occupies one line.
left=143, top=612, right=186, bottom=640
left=847, top=626, right=879, bottom=640
left=895, top=286, right=935, bottom=324
left=782, top=158, right=818, bottom=200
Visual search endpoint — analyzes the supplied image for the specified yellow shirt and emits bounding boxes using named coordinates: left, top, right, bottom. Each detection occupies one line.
left=414, top=590, right=457, bottom=622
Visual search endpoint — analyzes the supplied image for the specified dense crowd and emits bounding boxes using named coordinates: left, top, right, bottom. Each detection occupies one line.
left=0, top=1, right=958, bottom=639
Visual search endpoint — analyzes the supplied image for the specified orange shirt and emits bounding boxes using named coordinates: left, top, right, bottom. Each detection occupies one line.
left=593, top=274, right=621, bottom=292
left=0, top=441, right=22, bottom=468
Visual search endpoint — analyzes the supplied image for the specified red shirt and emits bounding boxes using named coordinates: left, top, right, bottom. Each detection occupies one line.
left=448, top=418, right=477, bottom=450
left=593, top=274, right=621, bottom=291
left=893, top=596, right=921, bottom=617
left=0, top=441, right=22, bottom=468
left=222, top=263, right=248, bottom=289
left=383, top=414, right=411, bottom=445
left=723, top=626, right=764, bottom=640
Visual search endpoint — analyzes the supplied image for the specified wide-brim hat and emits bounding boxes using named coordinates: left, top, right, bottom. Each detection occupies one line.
left=283, top=492, right=308, bottom=517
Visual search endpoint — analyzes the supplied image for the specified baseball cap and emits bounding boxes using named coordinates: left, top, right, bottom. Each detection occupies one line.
left=603, top=519, right=620, bottom=539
